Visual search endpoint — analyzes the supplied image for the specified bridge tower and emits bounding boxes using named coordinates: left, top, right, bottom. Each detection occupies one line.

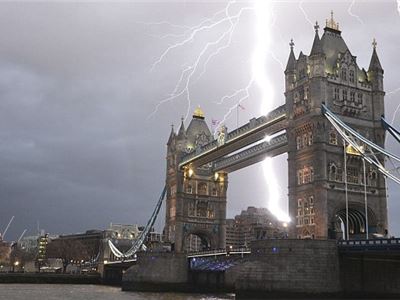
left=164, top=108, right=227, bottom=252
left=285, top=13, right=387, bottom=239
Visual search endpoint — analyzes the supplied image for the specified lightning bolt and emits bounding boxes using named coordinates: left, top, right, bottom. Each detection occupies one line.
left=148, top=0, right=290, bottom=222
left=347, top=0, right=364, bottom=25
left=388, top=87, right=400, bottom=124
left=299, top=0, right=315, bottom=31
left=397, top=0, right=400, bottom=16
left=147, top=1, right=254, bottom=121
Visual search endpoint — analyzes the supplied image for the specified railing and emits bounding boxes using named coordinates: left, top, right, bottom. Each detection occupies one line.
left=213, top=132, right=287, bottom=171
left=186, top=247, right=251, bottom=258
left=338, top=238, right=400, bottom=251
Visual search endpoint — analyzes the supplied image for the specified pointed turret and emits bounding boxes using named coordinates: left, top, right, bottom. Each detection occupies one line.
left=368, top=38, right=383, bottom=72
left=177, top=117, right=186, bottom=139
left=285, top=39, right=296, bottom=72
left=167, top=124, right=175, bottom=145
left=310, top=22, right=323, bottom=56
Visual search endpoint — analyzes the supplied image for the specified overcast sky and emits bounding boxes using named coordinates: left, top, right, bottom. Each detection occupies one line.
left=0, top=0, right=399, bottom=240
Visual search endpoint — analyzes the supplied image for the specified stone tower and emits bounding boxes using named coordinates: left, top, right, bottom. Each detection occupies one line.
left=285, top=14, right=388, bottom=239
left=164, top=107, right=227, bottom=252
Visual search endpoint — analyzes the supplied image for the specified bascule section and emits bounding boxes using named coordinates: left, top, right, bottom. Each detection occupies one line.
left=285, top=13, right=388, bottom=239
left=165, top=107, right=228, bottom=253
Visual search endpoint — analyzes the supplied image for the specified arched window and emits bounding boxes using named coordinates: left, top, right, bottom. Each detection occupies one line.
left=341, top=68, right=347, bottom=81
left=186, top=184, right=193, bottom=194
left=349, top=69, right=355, bottom=83
left=329, top=131, right=338, bottom=145
left=198, top=182, right=208, bottom=195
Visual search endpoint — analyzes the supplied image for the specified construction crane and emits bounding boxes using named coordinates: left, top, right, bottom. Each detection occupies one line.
left=2, top=216, right=15, bottom=240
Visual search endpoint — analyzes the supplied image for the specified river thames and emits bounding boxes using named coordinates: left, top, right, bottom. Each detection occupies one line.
left=0, top=284, right=234, bottom=300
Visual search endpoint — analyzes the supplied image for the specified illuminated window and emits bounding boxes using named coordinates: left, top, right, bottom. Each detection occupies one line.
left=198, top=182, right=208, bottom=195
left=347, top=167, right=359, bottom=184
left=297, top=166, right=314, bottom=185
left=329, top=131, right=338, bottom=145
left=304, top=86, right=309, bottom=101
left=294, top=92, right=299, bottom=103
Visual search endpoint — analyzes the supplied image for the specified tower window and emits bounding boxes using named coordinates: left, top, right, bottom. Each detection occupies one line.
left=349, top=70, right=355, bottom=83
left=350, top=91, right=355, bottom=102
left=334, top=88, right=340, bottom=100
left=357, top=93, right=363, bottom=105
left=341, top=69, right=347, bottom=81
left=198, top=182, right=208, bottom=195
left=329, top=131, right=338, bottom=145
left=342, top=89, right=348, bottom=101
left=186, top=184, right=193, bottom=194
left=297, top=166, right=314, bottom=185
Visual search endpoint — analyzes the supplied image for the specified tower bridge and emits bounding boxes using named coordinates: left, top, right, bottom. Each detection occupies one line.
left=120, top=12, right=400, bottom=297
left=163, top=13, right=391, bottom=252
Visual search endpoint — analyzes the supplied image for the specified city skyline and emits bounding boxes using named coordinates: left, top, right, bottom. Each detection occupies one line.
left=0, top=1, right=399, bottom=240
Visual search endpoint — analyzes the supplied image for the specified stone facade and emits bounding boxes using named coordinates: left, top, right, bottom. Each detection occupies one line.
left=226, top=206, right=287, bottom=248
left=165, top=108, right=227, bottom=252
left=285, top=15, right=387, bottom=239
left=228, top=239, right=341, bottom=297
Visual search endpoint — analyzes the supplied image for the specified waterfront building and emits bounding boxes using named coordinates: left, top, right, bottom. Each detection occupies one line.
left=226, top=206, right=287, bottom=248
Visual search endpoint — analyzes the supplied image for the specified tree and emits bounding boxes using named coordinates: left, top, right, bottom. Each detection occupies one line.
left=47, top=239, right=89, bottom=273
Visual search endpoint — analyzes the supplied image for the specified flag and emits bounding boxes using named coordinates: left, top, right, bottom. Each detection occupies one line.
left=238, top=104, right=245, bottom=110
left=212, top=119, right=220, bottom=126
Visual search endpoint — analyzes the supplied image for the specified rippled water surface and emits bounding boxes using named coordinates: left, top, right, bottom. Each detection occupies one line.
left=0, top=284, right=234, bottom=300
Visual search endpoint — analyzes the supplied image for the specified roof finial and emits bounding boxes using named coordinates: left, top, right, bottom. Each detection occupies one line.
left=289, top=39, right=295, bottom=50
left=326, top=10, right=339, bottom=31
left=372, top=38, right=377, bottom=49
left=314, top=21, right=319, bottom=33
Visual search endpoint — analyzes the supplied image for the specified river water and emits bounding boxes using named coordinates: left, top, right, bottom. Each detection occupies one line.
left=0, top=284, right=234, bottom=300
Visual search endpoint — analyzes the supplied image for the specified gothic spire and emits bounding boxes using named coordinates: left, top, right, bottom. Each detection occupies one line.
left=167, top=123, right=175, bottom=145
left=177, top=117, right=186, bottom=139
left=285, top=39, right=296, bottom=72
left=310, top=21, right=323, bottom=56
left=368, top=38, right=383, bottom=72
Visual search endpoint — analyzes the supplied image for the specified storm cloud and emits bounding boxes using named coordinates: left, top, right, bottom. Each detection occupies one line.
left=0, top=1, right=399, bottom=240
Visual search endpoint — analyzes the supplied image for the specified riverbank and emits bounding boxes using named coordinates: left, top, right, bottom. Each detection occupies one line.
left=0, top=273, right=101, bottom=284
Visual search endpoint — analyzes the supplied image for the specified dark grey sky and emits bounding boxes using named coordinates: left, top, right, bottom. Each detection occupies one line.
left=0, top=1, right=399, bottom=240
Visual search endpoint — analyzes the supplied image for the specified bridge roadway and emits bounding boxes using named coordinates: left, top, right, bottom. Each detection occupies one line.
left=179, top=104, right=287, bottom=170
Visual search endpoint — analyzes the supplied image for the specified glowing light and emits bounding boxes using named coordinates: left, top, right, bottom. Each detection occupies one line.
left=214, top=172, right=219, bottom=181
left=254, top=1, right=290, bottom=222
left=188, top=168, right=194, bottom=178
left=262, top=157, right=291, bottom=222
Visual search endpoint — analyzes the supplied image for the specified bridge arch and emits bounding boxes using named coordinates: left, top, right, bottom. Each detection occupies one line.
left=331, top=203, right=378, bottom=239
left=182, top=230, right=216, bottom=252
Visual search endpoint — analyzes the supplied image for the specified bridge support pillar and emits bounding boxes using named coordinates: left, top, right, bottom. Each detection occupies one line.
left=122, top=252, right=188, bottom=292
